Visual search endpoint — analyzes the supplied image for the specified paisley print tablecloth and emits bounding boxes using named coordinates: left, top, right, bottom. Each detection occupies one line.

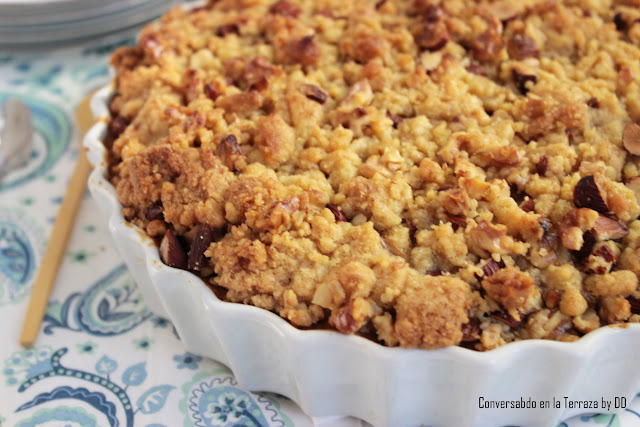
left=0, top=38, right=639, bottom=427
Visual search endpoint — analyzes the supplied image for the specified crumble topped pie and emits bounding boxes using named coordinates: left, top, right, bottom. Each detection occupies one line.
left=105, top=0, right=640, bottom=350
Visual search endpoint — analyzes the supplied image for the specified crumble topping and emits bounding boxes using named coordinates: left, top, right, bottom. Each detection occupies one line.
left=106, top=0, right=640, bottom=350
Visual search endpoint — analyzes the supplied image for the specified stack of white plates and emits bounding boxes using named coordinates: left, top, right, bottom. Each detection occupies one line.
left=0, top=0, right=183, bottom=48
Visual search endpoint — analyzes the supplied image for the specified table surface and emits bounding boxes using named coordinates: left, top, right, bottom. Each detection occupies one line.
left=0, top=37, right=639, bottom=427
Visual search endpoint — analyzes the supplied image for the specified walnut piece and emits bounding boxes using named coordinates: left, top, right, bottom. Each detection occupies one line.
left=482, top=267, right=538, bottom=314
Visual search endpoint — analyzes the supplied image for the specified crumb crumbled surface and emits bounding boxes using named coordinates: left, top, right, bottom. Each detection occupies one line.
left=106, top=0, right=640, bottom=350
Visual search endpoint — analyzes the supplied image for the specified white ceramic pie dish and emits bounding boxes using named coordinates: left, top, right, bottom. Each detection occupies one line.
left=85, top=82, right=640, bottom=427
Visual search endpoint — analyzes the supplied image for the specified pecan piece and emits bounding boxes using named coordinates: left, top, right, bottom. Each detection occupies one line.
left=622, top=123, right=640, bottom=156
left=490, top=310, right=522, bottom=329
left=535, top=155, right=548, bottom=176
left=244, top=56, right=277, bottom=87
left=461, top=317, right=481, bottom=342
left=470, top=221, right=508, bottom=253
left=300, top=83, right=328, bottom=104
left=447, top=213, right=467, bottom=230
left=472, top=19, right=504, bottom=62
left=188, top=224, right=213, bottom=271
left=160, top=229, right=187, bottom=269
left=216, top=24, right=239, bottom=37
left=591, top=215, right=629, bottom=241
left=282, top=35, right=322, bottom=66
left=512, top=68, right=537, bottom=95
left=145, top=204, right=164, bottom=221
left=215, top=134, right=245, bottom=171
left=628, top=296, right=640, bottom=314
left=545, top=289, right=560, bottom=309
left=326, top=203, right=347, bottom=222
left=268, top=0, right=301, bottom=18
left=614, top=12, right=628, bottom=32
left=584, top=242, right=617, bottom=275
left=414, top=20, right=449, bottom=52
left=574, top=175, right=608, bottom=213
left=482, top=267, right=537, bottom=313
left=507, top=34, right=539, bottom=60
left=203, top=83, right=221, bottom=101
left=481, top=258, right=504, bottom=278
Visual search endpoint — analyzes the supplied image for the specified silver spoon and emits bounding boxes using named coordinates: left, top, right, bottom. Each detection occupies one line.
left=0, top=98, right=34, bottom=182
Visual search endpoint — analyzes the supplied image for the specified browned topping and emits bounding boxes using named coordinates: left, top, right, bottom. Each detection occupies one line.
left=628, top=297, right=640, bottom=314
left=482, top=267, right=537, bottom=312
left=244, top=57, right=278, bottom=87
left=507, top=35, right=539, bottom=60
left=512, top=69, right=537, bottom=95
left=282, top=35, right=322, bottom=66
left=622, top=123, right=640, bottom=156
left=574, top=175, right=608, bottom=213
left=414, top=20, right=449, bottom=52
left=326, top=203, right=347, bottom=222
left=268, top=0, right=301, bottom=18
left=587, top=97, right=600, bottom=109
left=591, top=215, right=629, bottom=241
left=188, top=224, right=213, bottom=271
left=535, top=155, right=548, bottom=176
left=470, top=221, right=508, bottom=253
left=216, top=23, right=239, bottom=37
left=145, top=219, right=167, bottom=238
left=442, top=188, right=471, bottom=216
left=584, top=243, right=617, bottom=274
left=215, top=134, right=245, bottom=171
left=300, top=83, right=328, bottom=104
left=160, top=229, right=187, bottom=269
left=381, top=237, right=404, bottom=257
left=472, top=19, right=504, bottom=62
left=249, top=77, right=269, bottom=92
left=203, top=83, right=220, bottom=101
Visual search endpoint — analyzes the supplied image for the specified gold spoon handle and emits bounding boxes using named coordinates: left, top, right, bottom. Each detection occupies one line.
left=19, top=92, right=95, bottom=348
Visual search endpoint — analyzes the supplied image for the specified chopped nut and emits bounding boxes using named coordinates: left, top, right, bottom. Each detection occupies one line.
left=591, top=214, right=629, bottom=241
left=545, top=289, right=560, bottom=309
left=326, top=203, right=347, bottom=222
left=215, top=134, right=245, bottom=171
left=268, top=0, right=301, bottom=18
left=447, top=213, right=467, bottom=230
left=188, top=223, right=213, bottom=271
left=300, top=83, right=328, bottom=104
left=461, top=317, right=481, bottom=342
left=584, top=242, right=617, bottom=275
left=145, top=219, right=167, bottom=237
left=282, top=35, right=322, bottom=66
left=482, top=266, right=537, bottom=313
left=442, top=188, right=471, bottom=216
left=203, top=83, right=221, bottom=101
left=520, top=199, right=535, bottom=212
left=512, top=68, right=537, bottom=95
left=216, top=24, right=239, bottom=37
left=470, top=221, right=508, bottom=253
left=381, top=237, right=404, bottom=257
left=481, top=258, right=504, bottom=278
left=145, top=204, right=164, bottom=221
left=561, top=226, right=584, bottom=251
left=472, top=19, right=504, bottom=62
left=414, top=20, right=449, bottom=52
left=507, top=34, right=539, bottom=60
left=160, top=229, right=187, bottom=269
left=466, top=63, right=487, bottom=76
left=574, top=175, right=608, bottom=213
left=535, top=155, right=548, bottom=176
left=622, top=123, right=640, bottom=155
left=628, top=296, right=640, bottom=314
left=490, top=310, right=522, bottom=329
left=244, top=56, right=277, bottom=86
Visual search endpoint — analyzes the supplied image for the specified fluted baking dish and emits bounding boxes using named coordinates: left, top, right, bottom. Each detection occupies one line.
left=84, top=81, right=640, bottom=427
